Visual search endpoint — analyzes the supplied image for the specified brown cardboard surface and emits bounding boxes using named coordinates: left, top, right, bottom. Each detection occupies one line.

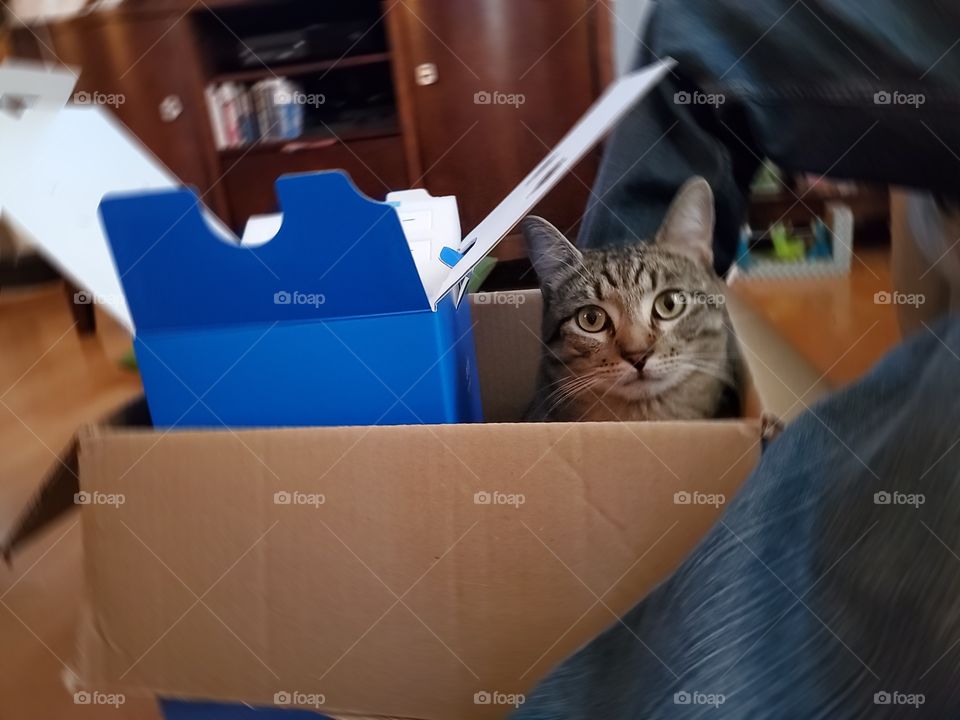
left=6, top=288, right=827, bottom=720
left=725, top=288, right=830, bottom=421
left=77, top=418, right=760, bottom=719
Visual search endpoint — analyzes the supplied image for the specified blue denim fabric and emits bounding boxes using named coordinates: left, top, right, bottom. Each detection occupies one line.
left=513, top=316, right=960, bottom=718
left=581, top=0, right=960, bottom=275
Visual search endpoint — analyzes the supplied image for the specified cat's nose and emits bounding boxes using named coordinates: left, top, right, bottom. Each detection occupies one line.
left=628, top=350, right=652, bottom=373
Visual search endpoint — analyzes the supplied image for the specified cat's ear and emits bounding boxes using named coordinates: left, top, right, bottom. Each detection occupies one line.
left=521, top=216, right=583, bottom=288
left=655, top=177, right=715, bottom=267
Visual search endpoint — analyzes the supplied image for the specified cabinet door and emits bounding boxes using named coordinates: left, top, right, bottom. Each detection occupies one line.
left=43, top=11, right=226, bottom=217
left=391, top=0, right=605, bottom=254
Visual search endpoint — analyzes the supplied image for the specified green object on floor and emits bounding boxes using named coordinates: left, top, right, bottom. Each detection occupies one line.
left=119, top=348, right=138, bottom=371
left=466, top=256, right=497, bottom=293
left=770, top=223, right=806, bottom=262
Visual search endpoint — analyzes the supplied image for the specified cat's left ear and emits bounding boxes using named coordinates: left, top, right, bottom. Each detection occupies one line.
left=521, top=216, right=583, bottom=290
left=655, top=177, right=715, bottom=267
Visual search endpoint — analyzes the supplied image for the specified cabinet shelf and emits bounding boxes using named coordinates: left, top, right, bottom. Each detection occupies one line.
left=210, top=52, right=391, bottom=84
left=217, top=119, right=401, bottom=159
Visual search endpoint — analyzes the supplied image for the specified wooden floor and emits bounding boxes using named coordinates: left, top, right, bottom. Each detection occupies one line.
left=0, top=249, right=901, bottom=719
left=733, top=249, right=901, bottom=386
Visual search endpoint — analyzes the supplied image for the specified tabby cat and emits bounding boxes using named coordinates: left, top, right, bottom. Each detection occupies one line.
left=523, top=177, right=740, bottom=422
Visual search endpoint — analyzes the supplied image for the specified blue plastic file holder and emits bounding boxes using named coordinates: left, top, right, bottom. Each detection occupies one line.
left=100, top=170, right=482, bottom=429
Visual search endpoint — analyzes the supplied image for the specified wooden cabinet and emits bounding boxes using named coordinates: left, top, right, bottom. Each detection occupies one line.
left=11, top=0, right=611, bottom=260
left=390, top=0, right=610, bottom=240
left=39, top=11, right=227, bottom=216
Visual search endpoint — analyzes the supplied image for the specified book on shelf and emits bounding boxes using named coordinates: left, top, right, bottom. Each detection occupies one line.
left=204, top=79, right=303, bottom=150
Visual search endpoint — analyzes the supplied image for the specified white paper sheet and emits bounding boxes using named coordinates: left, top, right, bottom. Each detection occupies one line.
left=0, top=62, right=177, bottom=331
left=430, top=58, right=675, bottom=307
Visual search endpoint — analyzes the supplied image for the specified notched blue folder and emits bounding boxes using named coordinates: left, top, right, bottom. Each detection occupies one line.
left=101, top=171, right=482, bottom=429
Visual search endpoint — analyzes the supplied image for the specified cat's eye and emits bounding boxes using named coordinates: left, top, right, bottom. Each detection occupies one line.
left=575, top=305, right=609, bottom=333
left=652, top=290, right=687, bottom=321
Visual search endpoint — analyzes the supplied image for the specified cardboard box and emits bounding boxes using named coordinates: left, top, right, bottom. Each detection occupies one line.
left=8, top=288, right=822, bottom=720
left=1, top=57, right=832, bottom=720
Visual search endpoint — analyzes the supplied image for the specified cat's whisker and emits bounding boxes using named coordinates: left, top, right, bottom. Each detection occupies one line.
left=532, top=374, right=599, bottom=416
left=543, top=374, right=605, bottom=416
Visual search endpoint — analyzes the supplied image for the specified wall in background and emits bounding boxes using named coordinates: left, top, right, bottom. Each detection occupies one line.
left=611, top=0, right=652, bottom=76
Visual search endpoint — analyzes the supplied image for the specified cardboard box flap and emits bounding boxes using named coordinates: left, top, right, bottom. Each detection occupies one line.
left=102, top=171, right=430, bottom=332
left=0, top=396, right=151, bottom=561
left=431, top=59, right=676, bottom=306
left=724, top=288, right=830, bottom=422
left=76, top=417, right=760, bottom=719
left=0, top=61, right=177, bottom=332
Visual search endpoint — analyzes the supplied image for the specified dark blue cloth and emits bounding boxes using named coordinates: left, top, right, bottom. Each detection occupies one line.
left=516, top=5, right=960, bottom=713
left=580, top=0, right=960, bottom=275
left=515, top=316, right=960, bottom=717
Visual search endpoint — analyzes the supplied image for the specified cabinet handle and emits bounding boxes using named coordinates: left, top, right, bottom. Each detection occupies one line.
left=415, top=63, right=439, bottom=86
left=159, top=95, right=183, bottom=123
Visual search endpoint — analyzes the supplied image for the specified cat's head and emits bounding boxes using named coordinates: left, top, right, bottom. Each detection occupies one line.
left=522, top=177, right=732, bottom=415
